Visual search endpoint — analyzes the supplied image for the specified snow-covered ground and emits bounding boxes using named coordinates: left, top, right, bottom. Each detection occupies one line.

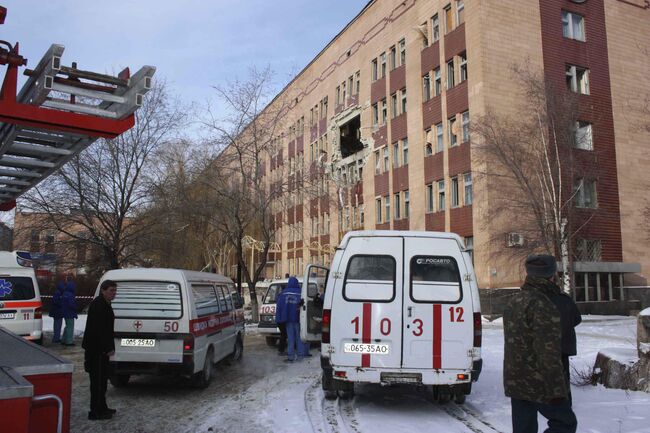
left=44, top=315, right=650, bottom=432
left=42, top=314, right=87, bottom=337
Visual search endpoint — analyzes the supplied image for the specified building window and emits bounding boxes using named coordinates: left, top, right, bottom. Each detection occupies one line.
left=434, top=68, right=442, bottom=96
left=372, top=103, right=379, bottom=127
left=30, top=229, right=40, bottom=252
left=464, top=236, right=474, bottom=263
left=426, top=184, right=434, bottom=213
left=423, top=73, right=431, bottom=101
left=399, top=38, right=406, bottom=65
left=404, top=191, right=410, bottom=218
left=438, top=180, right=446, bottom=211
left=322, top=96, right=328, bottom=118
left=375, top=150, right=381, bottom=174
left=425, top=129, right=433, bottom=156
left=456, top=0, right=465, bottom=26
left=336, top=86, right=341, bottom=106
left=394, top=193, right=401, bottom=220
left=562, top=11, right=585, bottom=42
left=380, top=52, right=387, bottom=78
left=421, top=21, right=429, bottom=47
left=566, top=65, right=590, bottom=95
left=464, top=172, right=473, bottom=205
left=460, top=51, right=468, bottom=82
left=449, top=117, right=458, bottom=147
left=393, top=142, right=400, bottom=169
left=436, top=122, right=444, bottom=152
left=45, top=232, right=55, bottom=253
left=381, top=98, right=388, bottom=124
left=402, top=138, right=409, bottom=165
left=385, top=195, right=391, bottom=222
left=376, top=198, right=382, bottom=224
left=444, top=4, right=453, bottom=34
left=451, top=176, right=459, bottom=207
left=383, top=147, right=389, bottom=172
left=389, top=45, right=397, bottom=70
left=401, top=88, right=407, bottom=114
left=461, top=111, right=470, bottom=143
left=432, top=14, right=440, bottom=42
left=574, top=178, right=597, bottom=208
left=372, top=58, right=378, bottom=81
left=355, top=71, right=361, bottom=94
left=576, top=238, right=601, bottom=262
left=447, top=60, right=455, bottom=89
left=574, top=121, right=593, bottom=150
left=391, top=93, right=398, bottom=118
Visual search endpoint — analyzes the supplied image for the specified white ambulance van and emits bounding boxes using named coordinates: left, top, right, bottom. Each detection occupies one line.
left=97, top=268, right=244, bottom=388
left=301, top=231, right=482, bottom=403
left=0, top=251, right=43, bottom=344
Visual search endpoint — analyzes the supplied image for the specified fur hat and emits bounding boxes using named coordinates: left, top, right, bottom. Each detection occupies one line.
left=525, top=254, right=557, bottom=278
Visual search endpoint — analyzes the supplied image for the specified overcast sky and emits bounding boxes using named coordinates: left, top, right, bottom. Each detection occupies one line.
left=2, top=0, right=368, bottom=115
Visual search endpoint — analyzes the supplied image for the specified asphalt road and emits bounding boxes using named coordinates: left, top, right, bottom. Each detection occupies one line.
left=43, top=329, right=284, bottom=433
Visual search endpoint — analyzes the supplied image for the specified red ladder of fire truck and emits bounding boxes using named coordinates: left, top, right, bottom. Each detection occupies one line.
left=0, top=6, right=155, bottom=210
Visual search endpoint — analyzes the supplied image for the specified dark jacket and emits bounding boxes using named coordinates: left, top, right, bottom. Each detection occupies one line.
left=550, top=292, right=582, bottom=356
left=61, top=284, right=78, bottom=319
left=49, top=287, right=64, bottom=318
left=503, top=276, right=568, bottom=404
left=82, top=295, right=115, bottom=356
left=276, top=277, right=301, bottom=324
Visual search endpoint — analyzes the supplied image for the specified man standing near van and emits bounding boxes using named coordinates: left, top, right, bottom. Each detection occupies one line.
left=276, top=277, right=308, bottom=361
left=503, top=255, right=577, bottom=433
left=82, top=280, right=117, bottom=421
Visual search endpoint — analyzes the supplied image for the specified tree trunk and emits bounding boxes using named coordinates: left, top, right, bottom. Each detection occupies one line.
left=560, top=218, right=571, bottom=295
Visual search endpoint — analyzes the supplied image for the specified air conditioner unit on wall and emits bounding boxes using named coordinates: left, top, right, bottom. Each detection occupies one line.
left=506, top=232, right=525, bottom=247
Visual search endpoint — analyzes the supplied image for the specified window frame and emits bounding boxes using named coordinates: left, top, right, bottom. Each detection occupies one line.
left=409, top=255, right=463, bottom=304
left=343, top=254, right=397, bottom=303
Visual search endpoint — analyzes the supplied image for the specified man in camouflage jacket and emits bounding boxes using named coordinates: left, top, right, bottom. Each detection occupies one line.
left=503, top=255, right=577, bottom=433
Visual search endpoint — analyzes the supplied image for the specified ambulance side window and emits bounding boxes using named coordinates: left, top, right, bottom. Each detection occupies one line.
left=191, top=284, right=220, bottom=317
left=343, top=255, right=396, bottom=302
left=410, top=256, right=462, bottom=303
left=216, top=286, right=229, bottom=312
left=223, top=286, right=234, bottom=311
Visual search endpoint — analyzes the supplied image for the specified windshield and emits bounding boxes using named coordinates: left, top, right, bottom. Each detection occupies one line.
left=263, top=283, right=287, bottom=304
left=0, top=277, right=36, bottom=301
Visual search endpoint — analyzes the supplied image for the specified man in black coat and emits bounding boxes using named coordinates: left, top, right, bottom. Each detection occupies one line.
left=82, top=280, right=117, bottom=420
left=549, top=284, right=582, bottom=405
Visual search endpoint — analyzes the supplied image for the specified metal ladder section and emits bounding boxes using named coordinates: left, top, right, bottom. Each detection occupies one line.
left=0, top=44, right=155, bottom=204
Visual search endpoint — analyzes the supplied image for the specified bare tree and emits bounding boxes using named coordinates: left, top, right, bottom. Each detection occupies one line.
left=19, top=81, right=186, bottom=272
left=199, top=66, right=307, bottom=320
left=473, top=66, right=601, bottom=294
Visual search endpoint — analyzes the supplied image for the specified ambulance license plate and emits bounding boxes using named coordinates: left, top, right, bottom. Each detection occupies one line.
left=0, top=311, right=15, bottom=319
left=344, top=343, right=390, bottom=355
left=121, top=338, right=155, bottom=347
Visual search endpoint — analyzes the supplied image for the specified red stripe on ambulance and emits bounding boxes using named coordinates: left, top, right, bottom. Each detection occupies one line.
left=189, top=312, right=234, bottom=337
left=361, top=302, right=372, bottom=367
left=433, top=304, right=442, bottom=369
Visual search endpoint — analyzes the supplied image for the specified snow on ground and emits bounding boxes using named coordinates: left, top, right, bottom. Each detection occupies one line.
left=44, top=314, right=649, bottom=432
left=196, top=316, right=650, bottom=433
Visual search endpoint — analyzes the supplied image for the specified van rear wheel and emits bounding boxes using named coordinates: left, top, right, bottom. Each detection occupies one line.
left=322, top=370, right=337, bottom=400
left=265, top=337, right=278, bottom=346
left=193, top=349, right=213, bottom=389
left=110, top=374, right=130, bottom=388
left=229, top=336, right=243, bottom=362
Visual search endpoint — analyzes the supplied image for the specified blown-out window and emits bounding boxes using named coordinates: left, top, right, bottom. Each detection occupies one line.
left=410, top=256, right=462, bottom=303
left=344, top=255, right=396, bottom=302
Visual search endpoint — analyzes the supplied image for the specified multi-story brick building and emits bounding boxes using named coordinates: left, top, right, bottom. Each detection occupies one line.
left=249, top=0, right=650, bottom=299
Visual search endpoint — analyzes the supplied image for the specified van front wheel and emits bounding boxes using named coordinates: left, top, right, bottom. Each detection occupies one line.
left=229, top=337, right=243, bottom=362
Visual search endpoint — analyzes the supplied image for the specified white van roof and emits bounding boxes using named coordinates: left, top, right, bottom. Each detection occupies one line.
left=338, top=231, right=466, bottom=250
left=102, top=268, right=233, bottom=284
left=0, top=251, right=32, bottom=270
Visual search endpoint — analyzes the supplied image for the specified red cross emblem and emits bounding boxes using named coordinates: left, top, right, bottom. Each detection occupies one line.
left=133, top=320, right=143, bottom=331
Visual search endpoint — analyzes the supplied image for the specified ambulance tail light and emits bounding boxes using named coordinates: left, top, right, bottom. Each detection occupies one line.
left=183, top=335, right=194, bottom=352
left=34, top=306, right=43, bottom=319
left=322, top=309, right=331, bottom=344
left=473, top=312, right=482, bottom=347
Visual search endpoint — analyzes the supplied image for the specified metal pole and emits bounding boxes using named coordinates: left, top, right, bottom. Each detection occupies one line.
left=32, top=394, right=63, bottom=433
left=596, top=272, right=601, bottom=301
left=608, top=273, right=613, bottom=301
